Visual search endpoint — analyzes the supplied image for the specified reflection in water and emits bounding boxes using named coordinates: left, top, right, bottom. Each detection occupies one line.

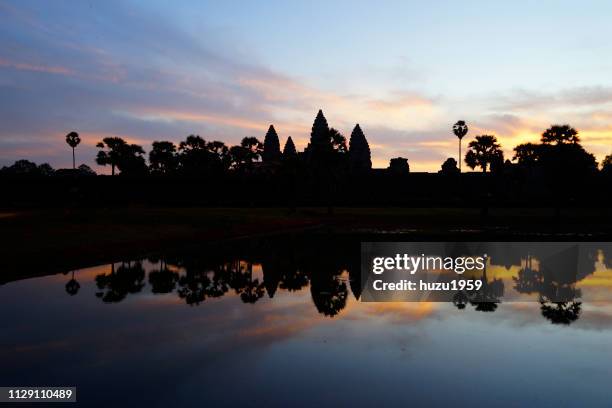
left=452, top=262, right=505, bottom=312
left=64, top=270, right=80, bottom=296
left=67, top=238, right=612, bottom=326
left=541, top=301, right=581, bottom=325
left=511, top=245, right=597, bottom=324
left=95, top=261, right=145, bottom=303
left=148, top=257, right=179, bottom=294
left=4, top=236, right=612, bottom=407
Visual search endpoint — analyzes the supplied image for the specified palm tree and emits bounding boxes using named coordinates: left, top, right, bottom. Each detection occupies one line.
left=65, top=131, right=81, bottom=170
left=465, top=135, right=503, bottom=172
left=452, top=121, right=468, bottom=172
left=96, top=137, right=146, bottom=176
left=541, top=124, right=579, bottom=145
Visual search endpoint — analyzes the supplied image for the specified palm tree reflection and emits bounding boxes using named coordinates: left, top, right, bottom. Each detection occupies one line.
left=512, top=246, right=595, bottom=325
left=95, top=261, right=146, bottom=303
left=469, top=260, right=504, bottom=312
left=65, top=270, right=80, bottom=296
left=176, top=259, right=230, bottom=306
left=540, top=301, right=581, bottom=325
left=74, top=239, right=611, bottom=323
left=148, top=257, right=179, bottom=294
left=238, top=262, right=266, bottom=304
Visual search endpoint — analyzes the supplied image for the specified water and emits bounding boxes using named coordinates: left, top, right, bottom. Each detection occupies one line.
left=2, top=235, right=612, bottom=407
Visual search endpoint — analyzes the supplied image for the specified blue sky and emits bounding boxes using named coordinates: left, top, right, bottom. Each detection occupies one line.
left=1, top=0, right=612, bottom=171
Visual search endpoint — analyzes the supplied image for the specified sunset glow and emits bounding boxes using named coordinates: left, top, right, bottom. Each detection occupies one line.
left=2, top=1, right=612, bottom=171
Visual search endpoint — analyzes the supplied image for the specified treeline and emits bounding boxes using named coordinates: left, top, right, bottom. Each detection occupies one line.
left=1, top=110, right=611, bottom=207
left=2, top=110, right=612, bottom=177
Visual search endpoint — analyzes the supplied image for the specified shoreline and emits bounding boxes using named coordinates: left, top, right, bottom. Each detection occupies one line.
left=3, top=206, right=612, bottom=285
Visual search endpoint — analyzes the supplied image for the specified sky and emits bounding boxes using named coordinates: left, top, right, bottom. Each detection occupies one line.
left=1, top=0, right=612, bottom=171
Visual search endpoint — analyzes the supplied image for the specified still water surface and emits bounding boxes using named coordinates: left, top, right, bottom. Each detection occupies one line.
left=2, top=235, right=612, bottom=407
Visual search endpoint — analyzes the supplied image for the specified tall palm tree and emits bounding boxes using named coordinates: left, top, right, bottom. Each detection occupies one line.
left=65, top=131, right=81, bottom=170
left=452, top=121, right=468, bottom=172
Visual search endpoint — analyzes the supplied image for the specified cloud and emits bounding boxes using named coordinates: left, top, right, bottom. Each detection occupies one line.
left=493, top=86, right=612, bottom=112
left=0, top=58, right=74, bottom=76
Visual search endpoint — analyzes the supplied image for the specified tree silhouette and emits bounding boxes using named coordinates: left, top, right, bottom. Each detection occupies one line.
left=176, top=135, right=231, bottom=176
left=0, top=160, right=55, bottom=176
left=348, top=124, right=372, bottom=171
left=6, top=160, right=38, bottom=175
left=512, top=142, right=541, bottom=166
left=230, top=137, right=263, bottom=170
left=95, top=137, right=123, bottom=176
left=283, top=136, right=297, bottom=158
left=537, top=141, right=597, bottom=215
left=262, top=125, right=282, bottom=163
left=465, top=135, right=503, bottom=172
left=207, top=140, right=231, bottom=172
left=65, top=131, right=81, bottom=170
left=541, top=124, right=579, bottom=145
left=179, top=134, right=207, bottom=152
left=149, top=141, right=178, bottom=174
left=440, top=157, right=459, bottom=175
left=96, top=137, right=146, bottom=176
left=453, top=120, right=468, bottom=172
left=388, top=157, right=409, bottom=174
left=539, top=142, right=597, bottom=176
left=329, top=128, right=347, bottom=153
left=178, top=135, right=208, bottom=175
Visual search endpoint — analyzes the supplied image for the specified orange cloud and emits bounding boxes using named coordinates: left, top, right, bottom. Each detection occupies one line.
left=0, top=58, right=74, bottom=76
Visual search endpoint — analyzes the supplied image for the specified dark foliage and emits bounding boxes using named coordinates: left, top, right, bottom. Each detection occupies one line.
left=465, top=135, right=503, bottom=172
left=149, top=141, right=178, bottom=174
left=96, top=137, right=147, bottom=176
left=541, top=124, right=579, bottom=145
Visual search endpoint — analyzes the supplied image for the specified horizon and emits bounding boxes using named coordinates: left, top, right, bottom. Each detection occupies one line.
left=2, top=0, right=612, bottom=172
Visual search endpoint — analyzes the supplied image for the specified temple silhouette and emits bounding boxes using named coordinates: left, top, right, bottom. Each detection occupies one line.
left=1, top=109, right=611, bottom=209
